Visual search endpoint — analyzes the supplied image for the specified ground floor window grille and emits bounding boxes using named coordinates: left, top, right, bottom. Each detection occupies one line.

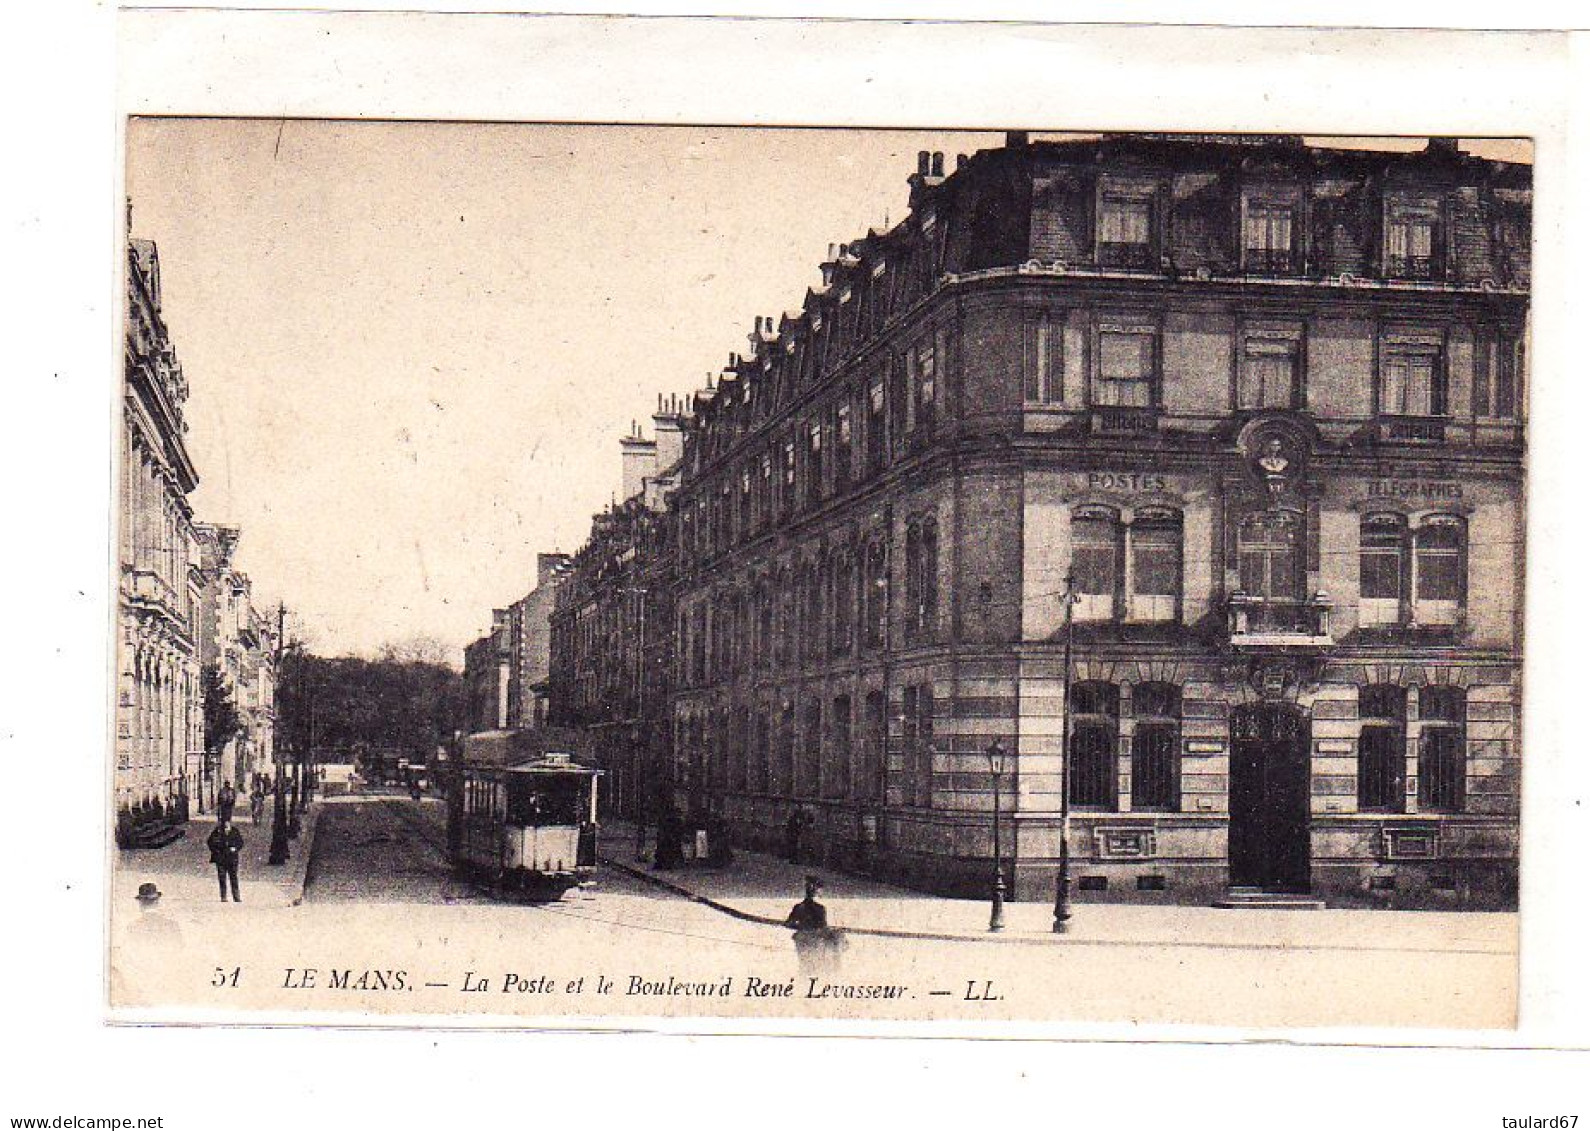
left=1418, top=686, right=1466, bottom=812
left=1358, top=684, right=1407, bottom=811
left=1068, top=681, right=1119, bottom=809
left=1131, top=683, right=1180, bottom=810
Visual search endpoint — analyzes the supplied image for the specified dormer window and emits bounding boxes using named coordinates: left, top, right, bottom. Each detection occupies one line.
left=1243, top=199, right=1296, bottom=273
left=1386, top=200, right=1442, bottom=279
left=1097, top=186, right=1156, bottom=269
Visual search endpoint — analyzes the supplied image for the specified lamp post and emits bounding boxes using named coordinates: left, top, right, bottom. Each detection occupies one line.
left=1054, top=570, right=1078, bottom=934
left=986, top=737, right=1008, bottom=932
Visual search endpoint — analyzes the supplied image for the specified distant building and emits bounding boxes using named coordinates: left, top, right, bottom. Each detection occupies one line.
left=116, top=224, right=204, bottom=816
left=195, top=524, right=277, bottom=800
left=463, top=609, right=511, bottom=734
left=548, top=401, right=686, bottom=818
left=506, top=553, right=572, bottom=728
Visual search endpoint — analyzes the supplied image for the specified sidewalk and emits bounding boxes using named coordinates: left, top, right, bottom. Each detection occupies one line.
left=112, top=803, right=322, bottom=910
left=598, top=819, right=1516, bottom=955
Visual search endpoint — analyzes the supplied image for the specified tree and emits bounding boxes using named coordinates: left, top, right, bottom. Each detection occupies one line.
left=202, top=663, right=243, bottom=758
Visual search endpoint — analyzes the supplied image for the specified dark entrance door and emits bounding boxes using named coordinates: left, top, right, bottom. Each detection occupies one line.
left=1229, top=703, right=1311, bottom=892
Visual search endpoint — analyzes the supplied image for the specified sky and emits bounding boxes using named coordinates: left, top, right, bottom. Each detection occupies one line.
left=124, top=122, right=1527, bottom=661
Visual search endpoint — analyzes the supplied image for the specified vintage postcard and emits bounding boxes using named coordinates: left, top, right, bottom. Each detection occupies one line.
left=110, top=114, right=1529, bottom=1032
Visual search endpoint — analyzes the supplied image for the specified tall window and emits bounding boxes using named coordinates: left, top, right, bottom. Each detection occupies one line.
left=759, top=452, right=773, bottom=529
left=834, top=403, right=853, bottom=493
left=1095, top=325, right=1155, bottom=407
left=1238, top=509, right=1303, bottom=604
left=798, top=699, right=822, bottom=798
left=901, top=684, right=934, bottom=808
left=1026, top=311, right=1065, bottom=404
left=1097, top=193, right=1154, bottom=268
left=863, top=690, right=887, bottom=802
left=1414, top=516, right=1465, bottom=625
left=863, top=539, right=887, bottom=650
left=774, top=703, right=795, bottom=796
left=1359, top=513, right=1407, bottom=627
left=831, top=550, right=855, bottom=656
left=1129, top=509, right=1182, bottom=623
left=906, top=337, right=938, bottom=440
left=1386, top=202, right=1440, bottom=279
left=780, top=438, right=797, bottom=516
left=827, top=695, right=853, bottom=799
left=805, top=420, right=824, bottom=508
left=866, top=375, right=887, bottom=473
left=1069, top=681, right=1119, bottom=809
left=1418, top=686, right=1466, bottom=812
left=1243, top=199, right=1296, bottom=273
left=904, top=519, right=938, bottom=643
left=1239, top=331, right=1301, bottom=409
left=1131, top=683, right=1180, bottom=811
left=1072, top=507, right=1120, bottom=622
left=1380, top=338, right=1445, bottom=417
left=750, top=710, right=770, bottom=793
left=1475, top=332, right=1522, bottom=421
left=1358, top=684, right=1407, bottom=811
left=800, top=561, right=822, bottom=664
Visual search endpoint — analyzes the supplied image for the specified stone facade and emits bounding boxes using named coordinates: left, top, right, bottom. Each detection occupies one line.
left=117, top=233, right=204, bottom=816
left=662, top=134, right=1527, bottom=909
left=195, top=524, right=277, bottom=800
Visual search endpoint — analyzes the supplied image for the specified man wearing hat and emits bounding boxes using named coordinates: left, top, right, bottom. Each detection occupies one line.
left=206, top=816, right=245, bottom=902
left=786, top=875, right=845, bottom=975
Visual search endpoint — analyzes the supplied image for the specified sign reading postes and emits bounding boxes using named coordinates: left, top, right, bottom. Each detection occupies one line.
left=1366, top=479, right=1463, bottom=500
left=1083, top=471, right=1171, bottom=492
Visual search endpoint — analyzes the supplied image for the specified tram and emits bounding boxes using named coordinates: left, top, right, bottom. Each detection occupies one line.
left=448, top=730, right=601, bottom=901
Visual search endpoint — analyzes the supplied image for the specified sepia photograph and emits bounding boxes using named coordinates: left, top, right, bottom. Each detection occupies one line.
left=111, top=118, right=1529, bottom=1030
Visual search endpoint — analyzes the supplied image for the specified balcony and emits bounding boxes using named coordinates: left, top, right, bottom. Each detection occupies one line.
left=1090, top=406, right=1160, bottom=437
left=129, top=568, right=182, bottom=619
left=1226, top=592, right=1334, bottom=652
left=1379, top=416, right=1448, bottom=444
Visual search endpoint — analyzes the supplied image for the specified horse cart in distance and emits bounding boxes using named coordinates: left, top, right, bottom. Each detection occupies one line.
left=448, top=731, right=601, bottom=902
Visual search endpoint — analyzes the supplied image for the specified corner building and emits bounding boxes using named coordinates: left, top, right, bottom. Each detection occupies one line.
left=670, top=134, right=1527, bottom=909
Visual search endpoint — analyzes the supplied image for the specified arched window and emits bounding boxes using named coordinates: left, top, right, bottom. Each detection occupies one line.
left=1418, top=686, right=1466, bottom=812
left=1131, top=682, right=1180, bottom=810
left=1358, top=684, right=1407, bottom=811
left=1359, top=513, right=1408, bottom=627
left=1414, top=516, right=1465, bottom=626
left=1072, top=507, right=1121, bottom=622
left=1068, top=681, right=1119, bottom=809
left=1129, top=508, right=1182, bottom=623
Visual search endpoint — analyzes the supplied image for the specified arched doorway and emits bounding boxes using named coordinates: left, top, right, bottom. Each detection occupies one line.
left=1229, top=702, right=1311, bottom=892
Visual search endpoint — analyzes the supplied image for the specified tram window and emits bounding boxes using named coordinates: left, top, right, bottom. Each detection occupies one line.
left=505, top=777, right=584, bottom=825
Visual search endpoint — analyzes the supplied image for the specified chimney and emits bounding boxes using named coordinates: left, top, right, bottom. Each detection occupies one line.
left=1427, top=137, right=1460, bottom=156
left=619, top=428, right=658, bottom=503
left=956, top=153, right=969, bottom=171
left=931, top=152, right=944, bottom=177
left=536, top=552, right=571, bottom=587
left=1004, top=130, right=1029, bottom=148
left=653, top=400, right=685, bottom=471
left=917, top=150, right=931, bottom=176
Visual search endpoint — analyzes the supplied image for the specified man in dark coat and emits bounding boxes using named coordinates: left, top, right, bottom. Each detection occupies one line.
left=785, top=875, right=843, bottom=975
left=207, top=817, right=244, bottom=902
left=217, top=781, right=237, bottom=824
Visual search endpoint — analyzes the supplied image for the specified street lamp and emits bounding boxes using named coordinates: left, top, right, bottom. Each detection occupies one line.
left=986, top=737, right=1008, bottom=932
left=1054, top=570, right=1079, bottom=934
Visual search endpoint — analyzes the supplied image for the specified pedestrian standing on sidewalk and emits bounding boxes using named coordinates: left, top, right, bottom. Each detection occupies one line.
left=785, top=875, right=844, bottom=975
left=207, top=816, right=244, bottom=903
left=249, top=781, right=265, bottom=824
left=217, top=781, right=237, bottom=824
